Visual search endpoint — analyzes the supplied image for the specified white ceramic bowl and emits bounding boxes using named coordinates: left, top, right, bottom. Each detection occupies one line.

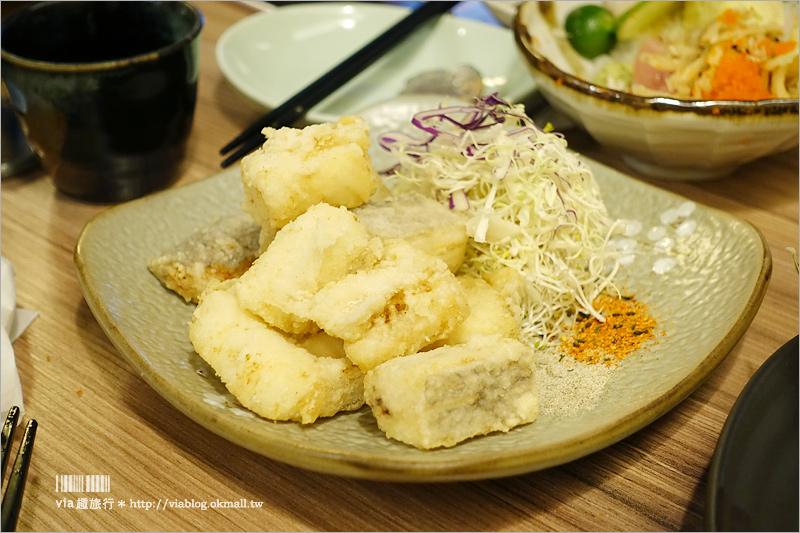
left=217, top=3, right=535, bottom=124
left=513, top=1, right=799, bottom=181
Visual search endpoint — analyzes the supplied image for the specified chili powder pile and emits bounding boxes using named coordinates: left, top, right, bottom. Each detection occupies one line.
left=560, top=293, right=659, bottom=367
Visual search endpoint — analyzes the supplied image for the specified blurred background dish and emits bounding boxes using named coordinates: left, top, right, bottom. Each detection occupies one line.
left=484, top=1, right=521, bottom=28
left=216, top=2, right=536, bottom=124
left=705, top=336, right=798, bottom=531
left=356, top=94, right=468, bottom=173
left=513, top=1, right=799, bottom=181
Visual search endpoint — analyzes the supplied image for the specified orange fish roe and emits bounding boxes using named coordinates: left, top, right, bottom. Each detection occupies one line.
left=718, top=8, right=740, bottom=27
left=559, top=293, right=660, bottom=367
left=700, top=9, right=798, bottom=101
left=703, top=47, right=774, bottom=101
left=771, top=40, right=798, bottom=57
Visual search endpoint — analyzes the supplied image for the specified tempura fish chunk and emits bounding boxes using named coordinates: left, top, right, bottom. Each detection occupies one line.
left=189, top=283, right=364, bottom=424
left=434, top=275, right=520, bottom=347
left=308, top=239, right=468, bottom=371
left=353, top=193, right=469, bottom=273
left=483, top=266, right=528, bottom=326
left=364, top=334, right=539, bottom=449
left=235, top=203, right=381, bottom=335
left=235, top=203, right=468, bottom=369
left=148, top=213, right=261, bottom=303
left=241, top=115, right=378, bottom=230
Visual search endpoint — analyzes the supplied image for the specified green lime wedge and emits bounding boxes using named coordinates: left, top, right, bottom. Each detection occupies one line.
left=616, top=1, right=680, bottom=41
left=565, top=5, right=618, bottom=59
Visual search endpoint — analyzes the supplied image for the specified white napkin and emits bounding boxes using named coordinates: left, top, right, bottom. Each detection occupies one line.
left=1, top=257, right=38, bottom=424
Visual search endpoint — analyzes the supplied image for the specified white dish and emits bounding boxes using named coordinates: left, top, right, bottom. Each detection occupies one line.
left=215, top=2, right=536, bottom=124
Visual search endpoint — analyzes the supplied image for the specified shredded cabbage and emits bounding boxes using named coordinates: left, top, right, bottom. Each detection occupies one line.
left=379, top=94, right=624, bottom=346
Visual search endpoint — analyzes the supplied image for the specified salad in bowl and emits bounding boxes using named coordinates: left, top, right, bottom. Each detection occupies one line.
left=513, top=1, right=799, bottom=180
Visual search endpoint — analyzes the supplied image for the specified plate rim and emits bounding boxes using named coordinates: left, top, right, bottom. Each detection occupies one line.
left=215, top=1, right=535, bottom=124
left=74, top=161, right=772, bottom=482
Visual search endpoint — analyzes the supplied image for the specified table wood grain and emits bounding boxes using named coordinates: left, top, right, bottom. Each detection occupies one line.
left=1, top=2, right=797, bottom=531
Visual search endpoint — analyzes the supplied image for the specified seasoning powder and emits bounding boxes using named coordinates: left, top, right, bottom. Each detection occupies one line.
left=535, top=348, right=612, bottom=418
left=559, top=293, right=659, bottom=367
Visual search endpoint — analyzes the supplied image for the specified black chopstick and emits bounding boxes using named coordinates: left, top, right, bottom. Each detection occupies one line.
left=1, top=419, right=37, bottom=532
left=220, top=0, right=460, bottom=168
left=1, top=406, right=20, bottom=479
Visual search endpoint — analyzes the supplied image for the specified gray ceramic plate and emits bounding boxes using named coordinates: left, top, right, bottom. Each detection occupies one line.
left=74, top=160, right=770, bottom=481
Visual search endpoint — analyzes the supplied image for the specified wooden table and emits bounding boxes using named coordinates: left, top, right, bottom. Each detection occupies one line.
left=2, top=2, right=797, bottom=531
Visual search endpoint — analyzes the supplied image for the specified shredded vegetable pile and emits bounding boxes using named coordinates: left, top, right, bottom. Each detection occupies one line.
left=379, top=95, right=623, bottom=346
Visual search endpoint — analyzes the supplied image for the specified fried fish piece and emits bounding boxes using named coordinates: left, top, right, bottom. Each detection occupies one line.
left=294, top=330, right=347, bottom=360
left=147, top=213, right=261, bottom=302
left=363, top=334, right=539, bottom=449
left=308, top=239, right=468, bottom=371
left=483, top=266, right=528, bottom=326
left=235, top=203, right=468, bottom=370
left=241, top=115, right=378, bottom=230
left=353, top=193, right=469, bottom=274
left=235, top=203, right=382, bottom=335
left=189, top=283, right=364, bottom=424
left=432, top=275, right=521, bottom=347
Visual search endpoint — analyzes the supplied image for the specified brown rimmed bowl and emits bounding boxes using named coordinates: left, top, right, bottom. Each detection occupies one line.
left=513, top=1, right=799, bottom=181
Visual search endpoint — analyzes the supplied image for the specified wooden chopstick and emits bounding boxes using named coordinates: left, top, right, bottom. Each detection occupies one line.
left=1, top=412, right=36, bottom=532
left=220, top=0, right=460, bottom=168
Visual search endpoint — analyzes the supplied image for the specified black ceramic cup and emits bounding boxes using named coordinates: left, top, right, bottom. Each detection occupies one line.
left=1, top=1, right=203, bottom=203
